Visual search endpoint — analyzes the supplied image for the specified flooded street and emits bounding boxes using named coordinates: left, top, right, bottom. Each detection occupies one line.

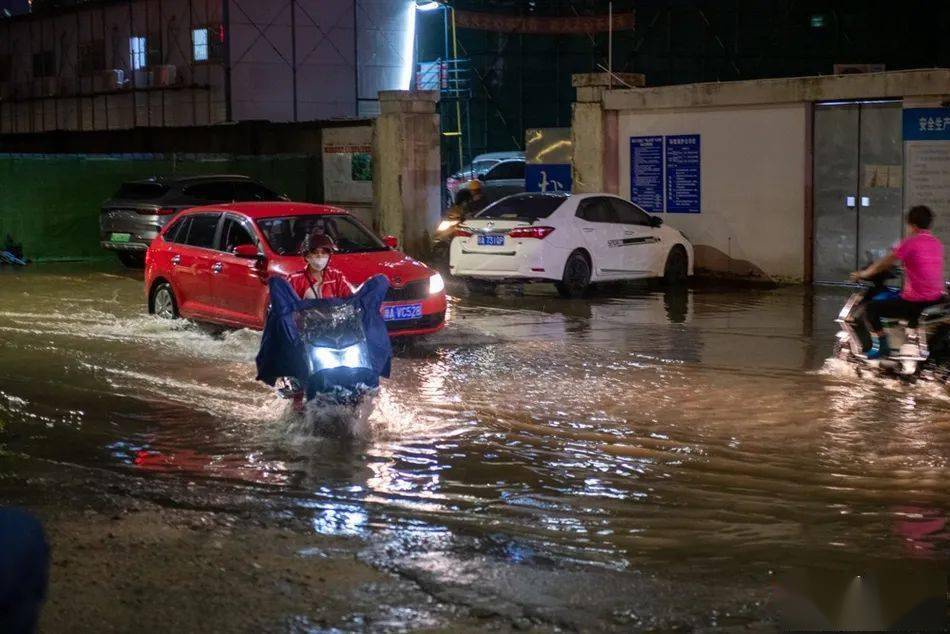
left=2, top=263, right=949, bottom=631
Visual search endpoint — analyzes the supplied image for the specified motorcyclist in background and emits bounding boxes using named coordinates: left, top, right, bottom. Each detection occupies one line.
left=447, top=179, right=489, bottom=223
left=850, top=205, right=945, bottom=359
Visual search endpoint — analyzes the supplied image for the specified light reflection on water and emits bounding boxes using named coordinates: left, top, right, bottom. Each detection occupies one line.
left=1, top=265, right=949, bottom=580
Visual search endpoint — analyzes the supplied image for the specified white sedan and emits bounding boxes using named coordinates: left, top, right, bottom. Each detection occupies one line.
left=449, top=192, right=693, bottom=297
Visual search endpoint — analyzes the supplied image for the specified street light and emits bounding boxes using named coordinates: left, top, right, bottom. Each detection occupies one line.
left=416, top=1, right=443, bottom=10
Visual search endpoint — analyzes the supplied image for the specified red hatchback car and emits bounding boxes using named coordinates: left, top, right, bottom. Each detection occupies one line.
left=144, top=202, right=447, bottom=336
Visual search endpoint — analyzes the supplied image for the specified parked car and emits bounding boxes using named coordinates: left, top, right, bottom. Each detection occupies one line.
left=446, top=151, right=523, bottom=204
left=454, top=158, right=526, bottom=206
left=449, top=192, right=693, bottom=297
left=144, top=202, right=447, bottom=337
left=100, top=175, right=287, bottom=267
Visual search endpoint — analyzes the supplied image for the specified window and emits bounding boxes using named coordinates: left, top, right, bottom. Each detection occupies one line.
left=164, top=216, right=190, bottom=244
left=192, top=26, right=224, bottom=63
left=32, top=51, right=55, bottom=78
left=476, top=194, right=566, bottom=221
left=576, top=198, right=617, bottom=223
left=183, top=181, right=237, bottom=202
left=78, top=40, right=105, bottom=76
left=484, top=160, right=525, bottom=181
left=256, top=215, right=386, bottom=256
left=182, top=214, right=221, bottom=249
left=220, top=217, right=257, bottom=253
left=471, top=159, right=499, bottom=178
left=115, top=182, right=169, bottom=200
left=130, top=36, right=147, bottom=71
left=192, top=28, right=208, bottom=62
left=608, top=198, right=653, bottom=226
left=233, top=182, right=281, bottom=202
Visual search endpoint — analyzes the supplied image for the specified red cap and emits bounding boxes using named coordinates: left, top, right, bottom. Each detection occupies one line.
left=302, top=233, right=336, bottom=254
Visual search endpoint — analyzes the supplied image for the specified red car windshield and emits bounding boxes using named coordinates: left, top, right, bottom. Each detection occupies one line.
left=256, top=214, right=387, bottom=256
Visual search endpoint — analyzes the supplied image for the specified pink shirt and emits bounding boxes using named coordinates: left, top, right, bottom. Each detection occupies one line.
left=894, top=230, right=945, bottom=302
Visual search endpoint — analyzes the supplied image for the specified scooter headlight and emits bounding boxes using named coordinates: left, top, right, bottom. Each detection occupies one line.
left=429, top=273, right=445, bottom=295
left=312, top=343, right=369, bottom=370
left=437, top=220, right=459, bottom=233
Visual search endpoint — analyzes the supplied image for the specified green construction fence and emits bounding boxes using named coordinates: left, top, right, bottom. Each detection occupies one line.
left=0, top=153, right=321, bottom=261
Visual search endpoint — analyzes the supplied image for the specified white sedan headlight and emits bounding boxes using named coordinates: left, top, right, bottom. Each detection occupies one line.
left=429, top=273, right=445, bottom=294
left=437, top=220, right=458, bottom=233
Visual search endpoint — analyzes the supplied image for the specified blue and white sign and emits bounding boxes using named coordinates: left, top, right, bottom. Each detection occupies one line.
left=629, top=136, right=664, bottom=212
left=665, top=134, right=701, bottom=213
left=525, top=163, right=572, bottom=193
left=903, top=108, right=950, bottom=141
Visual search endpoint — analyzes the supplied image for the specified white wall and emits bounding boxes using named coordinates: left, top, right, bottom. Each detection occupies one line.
left=617, top=104, right=808, bottom=281
left=322, top=124, right=374, bottom=225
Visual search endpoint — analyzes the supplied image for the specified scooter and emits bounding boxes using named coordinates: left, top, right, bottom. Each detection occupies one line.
left=833, top=268, right=950, bottom=381
left=430, top=216, right=463, bottom=271
left=257, top=275, right=392, bottom=409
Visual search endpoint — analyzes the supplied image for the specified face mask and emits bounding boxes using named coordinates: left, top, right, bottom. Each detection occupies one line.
left=308, top=255, right=329, bottom=271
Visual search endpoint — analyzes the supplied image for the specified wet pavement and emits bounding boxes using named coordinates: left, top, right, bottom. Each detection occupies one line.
left=1, top=262, right=948, bottom=631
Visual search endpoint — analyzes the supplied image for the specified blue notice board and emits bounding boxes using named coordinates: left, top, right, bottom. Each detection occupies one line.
left=629, top=136, right=664, bottom=212
left=665, top=134, right=701, bottom=213
left=525, top=163, right=573, bottom=193
left=903, top=108, right=950, bottom=141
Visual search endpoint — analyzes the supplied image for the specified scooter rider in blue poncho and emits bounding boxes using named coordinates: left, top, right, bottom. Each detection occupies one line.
left=255, top=235, right=392, bottom=409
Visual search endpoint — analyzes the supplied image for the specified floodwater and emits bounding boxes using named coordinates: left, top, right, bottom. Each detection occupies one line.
left=2, top=263, right=948, bottom=629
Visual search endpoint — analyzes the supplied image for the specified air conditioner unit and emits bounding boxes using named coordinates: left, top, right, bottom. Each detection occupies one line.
left=133, top=68, right=151, bottom=89
left=151, top=64, right=177, bottom=87
left=94, top=69, right=125, bottom=92
left=833, top=63, right=886, bottom=75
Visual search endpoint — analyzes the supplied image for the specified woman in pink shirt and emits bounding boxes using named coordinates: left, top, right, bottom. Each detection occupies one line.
left=851, top=205, right=945, bottom=359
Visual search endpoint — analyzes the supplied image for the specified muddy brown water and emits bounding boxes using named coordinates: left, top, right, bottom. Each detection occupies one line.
left=1, top=262, right=948, bottom=629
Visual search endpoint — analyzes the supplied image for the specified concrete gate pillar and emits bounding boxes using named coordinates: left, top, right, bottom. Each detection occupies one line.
left=372, top=90, right=441, bottom=259
left=571, top=73, right=644, bottom=194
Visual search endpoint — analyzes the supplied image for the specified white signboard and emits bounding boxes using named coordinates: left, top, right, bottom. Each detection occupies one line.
left=322, top=126, right=373, bottom=206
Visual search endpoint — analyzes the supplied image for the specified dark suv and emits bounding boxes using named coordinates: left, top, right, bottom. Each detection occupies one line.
left=100, top=175, right=287, bottom=266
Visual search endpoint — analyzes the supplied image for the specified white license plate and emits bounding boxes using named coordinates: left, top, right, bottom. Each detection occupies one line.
left=383, top=303, right=423, bottom=321
left=477, top=234, right=505, bottom=246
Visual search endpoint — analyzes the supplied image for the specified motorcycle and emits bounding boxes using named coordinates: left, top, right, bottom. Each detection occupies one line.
left=833, top=267, right=950, bottom=381
left=257, top=275, right=392, bottom=411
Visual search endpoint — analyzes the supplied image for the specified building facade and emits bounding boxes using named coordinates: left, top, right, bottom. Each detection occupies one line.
left=0, top=0, right=414, bottom=134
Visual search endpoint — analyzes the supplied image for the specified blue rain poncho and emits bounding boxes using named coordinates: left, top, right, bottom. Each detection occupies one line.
left=0, top=508, right=47, bottom=633
left=256, top=275, right=392, bottom=398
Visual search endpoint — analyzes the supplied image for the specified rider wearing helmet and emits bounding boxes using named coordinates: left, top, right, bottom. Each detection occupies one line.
left=460, top=179, right=489, bottom=219
left=288, top=233, right=354, bottom=300
left=851, top=205, right=945, bottom=359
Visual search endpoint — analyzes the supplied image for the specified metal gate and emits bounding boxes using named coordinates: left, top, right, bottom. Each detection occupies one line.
left=813, top=101, right=904, bottom=283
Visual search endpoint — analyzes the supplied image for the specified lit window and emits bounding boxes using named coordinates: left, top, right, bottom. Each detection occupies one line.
left=130, top=36, right=147, bottom=70
left=192, top=28, right=208, bottom=62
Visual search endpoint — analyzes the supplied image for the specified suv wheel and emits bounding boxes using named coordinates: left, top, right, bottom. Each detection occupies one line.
left=152, top=283, right=179, bottom=320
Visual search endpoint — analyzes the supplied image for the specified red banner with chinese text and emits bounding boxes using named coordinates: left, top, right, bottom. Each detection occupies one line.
left=454, top=11, right=635, bottom=34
